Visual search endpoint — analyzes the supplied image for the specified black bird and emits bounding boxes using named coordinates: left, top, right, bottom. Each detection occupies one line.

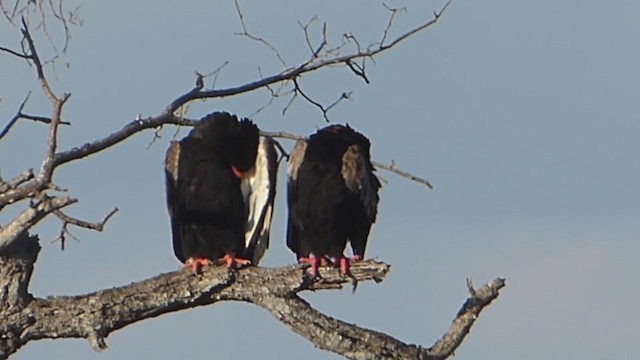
left=287, top=124, right=380, bottom=276
left=164, top=112, right=277, bottom=271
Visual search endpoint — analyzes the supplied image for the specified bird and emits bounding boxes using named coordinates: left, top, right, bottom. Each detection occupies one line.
left=286, top=124, right=380, bottom=277
left=164, top=111, right=277, bottom=272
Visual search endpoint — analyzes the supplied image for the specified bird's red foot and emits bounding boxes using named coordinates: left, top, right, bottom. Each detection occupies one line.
left=299, top=256, right=324, bottom=277
left=216, top=253, right=251, bottom=268
left=182, top=257, right=210, bottom=273
left=337, top=255, right=362, bottom=276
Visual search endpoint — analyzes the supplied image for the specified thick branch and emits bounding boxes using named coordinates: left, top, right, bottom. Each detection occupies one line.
left=0, top=170, right=34, bottom=193
left=258, top=295, right=426, bottom=360
left=52, top=114, right=194, bottom=167
left=0, top=195, right=76, bottom=251
left=0, top=115, right=192, bottom=211
left=257, top=277, right=505, bottom=360
left=426, top=278, right=506, bottom=358
left=4, top=260, right=389, bottom=356
left=1, top=250, right=504, bottom=360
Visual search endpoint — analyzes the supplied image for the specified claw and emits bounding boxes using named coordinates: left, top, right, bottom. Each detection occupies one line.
left=182, top=257, right=210, bottom=273
left=337, top=255, right=362, bottom=276
left=299, top=256, right=322, bottom=277
left=216, top=253, right=251, bottom=268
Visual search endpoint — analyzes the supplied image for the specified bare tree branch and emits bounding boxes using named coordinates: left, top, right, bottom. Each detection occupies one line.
left=372, top=160, right=434, bottom=189
left=0, top=91, right=31, bottom=140
left=200, top=60, right=229, bottom=89
left=0, top=243, right=504, bottom=359
left=2, top=257, right=390, bottom=355
left=0, top=3, right=480, bottom=359
left=0, top=114, right=193, bottom=211
left=163, top=0, right=452, bottom=115
left=20, top=17, right=59, bottom=104
left=233, top=0, right=287, bottom=69
left=20, top=113, right=71, bottom=126
left=292, top=78, right=352, bottom=122
left=380, top=3, right=408, bottom=47
left=0, top=169, right=34, bottom=193
left=0, top=92, right=71, bottom=142
left=0, top=44, right=28, bottom=58
left=0, top=195, right=76, bottom=250
left=0, top=0, right=450, bottom=208
left=51, top=207, right=118, bottom=250
left=53, top=114, right=195, bottom=167
left=261, top=277, right=504, bottom=360
left=259, top=131, right=434, bottom=189
left=425, top=278, right=506, bottom=358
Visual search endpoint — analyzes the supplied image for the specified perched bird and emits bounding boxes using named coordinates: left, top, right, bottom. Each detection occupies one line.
left=164, top=112, right=277, bottom=271
left=287, top=124, right=380, bottom=276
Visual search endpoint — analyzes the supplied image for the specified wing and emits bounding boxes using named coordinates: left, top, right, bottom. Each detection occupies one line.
left=341, top=144, right=380, bottom=221
left=164, top=140, right=185, bottom=262
left=341, top=143, right=381, bottom=258
left=241, top=136, right=278, bottom=265
left=285, top=139, right=307, bottom=254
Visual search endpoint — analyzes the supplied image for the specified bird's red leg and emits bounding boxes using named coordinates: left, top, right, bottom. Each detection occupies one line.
left=337, top=255, right=362, bottom=276
left=216, top=253, right=251, bottom=268
left=182, top=257, right=210, bottom=273
left=298, top=256, right=322, bottom=277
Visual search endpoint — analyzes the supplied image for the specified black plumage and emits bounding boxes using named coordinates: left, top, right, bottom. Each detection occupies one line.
left=286, top=124, right=380, bottom=276
left=165, top=112, right=277, bottom=270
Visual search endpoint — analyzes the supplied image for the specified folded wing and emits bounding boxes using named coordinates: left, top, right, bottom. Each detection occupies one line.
left=285, top=139, right=307, bottom=255
left=241, top=136, right=278, bottom=264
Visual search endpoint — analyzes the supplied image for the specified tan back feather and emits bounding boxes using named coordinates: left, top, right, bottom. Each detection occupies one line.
left=341, top=144, right=378, bottom=219
left=287, top=139, right=307, bottom=181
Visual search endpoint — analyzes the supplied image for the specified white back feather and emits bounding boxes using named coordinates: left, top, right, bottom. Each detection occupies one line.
left=241, top=136, right=277, bottom=264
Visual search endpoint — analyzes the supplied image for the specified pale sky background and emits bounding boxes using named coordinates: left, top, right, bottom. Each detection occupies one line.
left=1, top=0, right=639, bottom=359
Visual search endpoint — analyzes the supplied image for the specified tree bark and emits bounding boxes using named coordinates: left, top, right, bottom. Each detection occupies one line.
left=0, top=233, right=504, bottom=359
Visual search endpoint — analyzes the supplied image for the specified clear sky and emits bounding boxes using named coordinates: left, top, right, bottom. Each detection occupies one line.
left=1, top=0, right=639, bottom=359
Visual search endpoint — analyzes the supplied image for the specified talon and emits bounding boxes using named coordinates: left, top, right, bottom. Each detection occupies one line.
left=182, top=257, right=210, bottom=273
left=216, top=253, right=251, bottom=268
left=299, top=256, right=322, bottom=277
left=337, top=255, right=362, bottom=276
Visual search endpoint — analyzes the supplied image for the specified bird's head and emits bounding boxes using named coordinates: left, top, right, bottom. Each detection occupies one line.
left=190, top=112, right=259, bottom=177
left=225, top=118, right=259, bottom=176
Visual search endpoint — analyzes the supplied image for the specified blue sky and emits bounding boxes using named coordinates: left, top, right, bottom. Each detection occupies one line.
left=2, top=0, right=639, bottom=359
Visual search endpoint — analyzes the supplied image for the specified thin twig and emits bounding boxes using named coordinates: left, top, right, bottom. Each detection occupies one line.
left=380, top=4, right=408, bottom=47
left=234, top=0, right=286, bottom=68
left=260, top=130, right=433, bottom=189
left=200, top=60, right=229, bottom=89
left=20, top=113, right=71, bottom=125
left=379, top=0, right=453, bottom=52
left=0, top=91, right=31, bottom=140
left=259, top=130, right=304, bottom=141
left=145, top=125, right=163, bottom=150
left=164, top=0, right=453, bottom=116
left=372, top=160, right=433, bottom=189
left=51, top=207, right=118, bottom=250
left=270, top=138, right=290, bottom=162
left=281, top=90, right=299, bottom=116
left=346, top=59, right=369, bottom=84
left=0, top=44, right=29, bottom=58
left=293, top=78, right=351, bottom=122
left=20, top=17, right=58, bottom=103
